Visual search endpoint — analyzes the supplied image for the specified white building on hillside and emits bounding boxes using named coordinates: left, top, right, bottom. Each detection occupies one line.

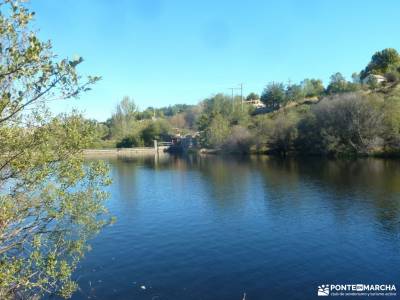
left=245, top=99, right=265, bottom=108
left=362, top=74, right=387, bottom=85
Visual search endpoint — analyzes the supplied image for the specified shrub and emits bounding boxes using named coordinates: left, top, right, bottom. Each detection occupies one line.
left=140, top=119, right=171, bottom=146
left=384, top=72, right=399, bottom=83
left=254, top=112, right=299, bottom=155
left=116, top=135, right=144, bottom=148
left=222, top=126, right=253, bottom=153
left=310, top=93, right=385, bottom=155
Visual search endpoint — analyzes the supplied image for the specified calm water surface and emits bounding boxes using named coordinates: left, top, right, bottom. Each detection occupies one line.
left=70, top=155, right=400, bottom=300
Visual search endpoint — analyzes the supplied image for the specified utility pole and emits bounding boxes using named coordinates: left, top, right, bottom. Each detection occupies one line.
left=228, top=88, right=234, bottom=111
left=240, top=83, right=243, bottom=112
left=231, top=88, right=234, bottom=111
left=228, top=87, right=240, bottom=112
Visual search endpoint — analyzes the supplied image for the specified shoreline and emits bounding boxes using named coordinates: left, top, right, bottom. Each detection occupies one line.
left=83, top=148, right=164, bottom=157
left=83, top=148, right=400, bottom=159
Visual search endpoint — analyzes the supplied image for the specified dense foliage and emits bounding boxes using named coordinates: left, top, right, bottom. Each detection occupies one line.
left=360, top=48, right=400, bottom=80
left=196, top=89, right=400, bottom=156
left=0, top=1, right=111, bottom=299
left=2, top=1, right=399, bottom=299
left=88, top=47, right=400, bottom=157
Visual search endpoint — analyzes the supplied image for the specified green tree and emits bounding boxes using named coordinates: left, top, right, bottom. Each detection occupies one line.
left=0, top=1, right=110, bottom=299
left=117, top=96, right=138, bottom=118
left=285, top=83, right=304, bottom=102
left=138, top=107, right=157, bottom=119
left=197, top=94, right=234, bottom=131
left=261, top=82, right=286, bottom=110
left=160, top=104, right=193, bottom=117
left=85, top=119, right=112, bottom=148
left=246, top=92, right=259, bottom=101
left=204, top=114, right=230, bottom=148
left=301, top=79, right=325, bottom=97
left=140, top=119, right=171, bottom=146
left=361, top=48, right=400, bottom=80
left=110, top=96, right=138, bottom=138
left=326, top=72, right=347, bottom=94
left=196, top=93, right=252, bottom=148
left=184, top=106, right=201, bottom=129
left=326, top=72, right=359, bottom=94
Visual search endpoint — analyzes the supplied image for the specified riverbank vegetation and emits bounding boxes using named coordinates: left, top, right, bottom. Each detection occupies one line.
left=1, top=0, right=399, bottom=299
left=91, top=48, right=400, bottom=157
left=0, top=1, right=111, bottom=299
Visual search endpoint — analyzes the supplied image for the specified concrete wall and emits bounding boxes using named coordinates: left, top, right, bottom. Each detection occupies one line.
left=83, top=146, right=170, bottom=157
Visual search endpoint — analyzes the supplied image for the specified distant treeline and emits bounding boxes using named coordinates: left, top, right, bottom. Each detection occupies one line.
left=89, top=48, right=400, bottom=157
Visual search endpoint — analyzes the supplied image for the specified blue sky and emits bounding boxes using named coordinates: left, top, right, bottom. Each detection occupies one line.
left=30, top=0, right=400, bottom=121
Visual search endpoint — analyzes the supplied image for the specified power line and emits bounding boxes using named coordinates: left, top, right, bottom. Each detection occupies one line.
left=228, top=86, right=241, bottom=111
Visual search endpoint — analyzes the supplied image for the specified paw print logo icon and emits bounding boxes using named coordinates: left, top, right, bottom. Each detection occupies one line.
left=318, top=285, right=330, bottom=296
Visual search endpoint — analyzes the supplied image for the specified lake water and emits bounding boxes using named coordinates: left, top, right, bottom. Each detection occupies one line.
left=70, top=155, right=400, bottom=300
